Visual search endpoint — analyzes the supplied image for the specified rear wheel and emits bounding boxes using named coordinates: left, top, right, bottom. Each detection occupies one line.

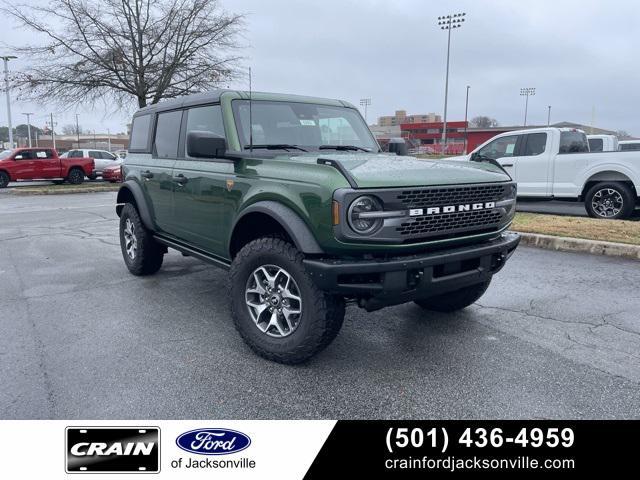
left=414, top=280, right=491, bottom=313
left=0, top=171, right=9, bottom=188
left=119, top=203, right=164, bottom=275
left=230, top=237, right=345, bottom=364
left=67, top=168, right=85, bottom=185
left=585, top=182, right=635, bottom=219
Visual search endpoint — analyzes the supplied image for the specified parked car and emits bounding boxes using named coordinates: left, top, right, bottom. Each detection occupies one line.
left=587, top=134, right=618, bottom=152
left=114, top=150, right=128, bottom=159
left=0, top=148, right=95, bottom=188
left=102, top=163, right=122, bottom=183
left=63, top=149, right=120, bottom=178
left=449, top=127, right=640, bottom=219
left=618, top=140, right=640, bottom=152
left=116, top=89, right=520, bottom=364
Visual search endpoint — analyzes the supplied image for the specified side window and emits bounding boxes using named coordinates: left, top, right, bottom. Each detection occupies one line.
left=130, top=114, right=152, bottom=151
left=88, top=150, right=101, bottom=159
left=477, top=135, right=519, bottom=160
left=185, top=105, right=225, bottom=157
left=559, top=131, right=589, bottom=153
left=16, top=151, right=32, bottom=160
left=523, top=133, right=547, bottom=156
left=154, top=110, right=182, bottom=159
left=588, top=138, right=603, bottom=152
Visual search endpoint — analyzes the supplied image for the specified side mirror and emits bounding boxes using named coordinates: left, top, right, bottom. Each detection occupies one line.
left=470, top=152, right=479, bottom=161
left=388, top=138, right=408, bottom=156
left=187, top=131, right=226, bottom=158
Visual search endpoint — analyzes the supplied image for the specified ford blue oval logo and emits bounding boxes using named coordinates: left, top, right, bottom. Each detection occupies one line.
left=176, top=429, right=251, bottom=455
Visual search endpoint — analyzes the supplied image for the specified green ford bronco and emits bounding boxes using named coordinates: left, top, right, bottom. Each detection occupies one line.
left=117, top=90, right=520, bottom=364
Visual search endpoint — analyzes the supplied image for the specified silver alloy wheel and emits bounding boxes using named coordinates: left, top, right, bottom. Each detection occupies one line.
left=123, top=218, right=137, bottom=260
left=245, top=264, right=302, bottom=338
left=592, top=188, right=623, bottom=218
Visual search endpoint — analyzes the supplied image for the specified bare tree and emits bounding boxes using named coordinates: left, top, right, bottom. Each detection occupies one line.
left=2, top=0, right=244, bottom=109
left=615, top=130, right=633, bottom=140
left=470, top=116, right=499, bottom=128
left=62, top=124, right=85, bottom=136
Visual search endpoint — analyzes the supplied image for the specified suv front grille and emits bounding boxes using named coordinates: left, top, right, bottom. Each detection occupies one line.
left=396, top=184, right=507, bottom=208
left=397, top=210, right=504, bottom=237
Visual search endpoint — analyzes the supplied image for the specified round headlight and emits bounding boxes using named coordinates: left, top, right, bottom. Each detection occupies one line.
left=348, top=195, right=383, bottom=234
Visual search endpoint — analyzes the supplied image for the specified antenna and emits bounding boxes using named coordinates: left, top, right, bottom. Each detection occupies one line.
left=249, top=67, right=253, bottom=153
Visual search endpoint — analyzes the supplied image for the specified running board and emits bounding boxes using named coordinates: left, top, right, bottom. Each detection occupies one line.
left=153, top=235, right=231, bottom=270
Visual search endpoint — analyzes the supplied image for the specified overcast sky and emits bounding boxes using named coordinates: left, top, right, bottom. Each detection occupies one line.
left=1, top=0, right=639, bottom=135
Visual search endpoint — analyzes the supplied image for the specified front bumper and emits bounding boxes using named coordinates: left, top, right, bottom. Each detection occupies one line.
left=303, top=232, right=520, bottom=311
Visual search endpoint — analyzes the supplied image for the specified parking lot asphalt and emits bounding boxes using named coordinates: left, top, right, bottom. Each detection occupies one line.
left=1, top=192, right=639, bottom=419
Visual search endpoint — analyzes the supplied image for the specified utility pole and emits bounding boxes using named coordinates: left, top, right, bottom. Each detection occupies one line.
left=22, top=112, right=34, bottom=147
left=48, top=113, right=57, bottom=149
left=359, top=98, right=372, bottom=124
left=1, top=55, right=17, bottom=147
left=437, top=13, right=466, bottom=154
left=547, top=105, right=551, bottom=127
left=463, top=85, right=470, bottom=154
left=107, top=128, right=111, bottom=151
left=75, top=113, right=80, bottom=147
left=520, top=87, right=535, bottom=127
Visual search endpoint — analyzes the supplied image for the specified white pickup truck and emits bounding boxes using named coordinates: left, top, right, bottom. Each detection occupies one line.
left=450, top=127, right=640, bottom=219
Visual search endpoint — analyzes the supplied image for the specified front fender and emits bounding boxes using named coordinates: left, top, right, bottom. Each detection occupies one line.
left=232, top=201, right=324, bottom=255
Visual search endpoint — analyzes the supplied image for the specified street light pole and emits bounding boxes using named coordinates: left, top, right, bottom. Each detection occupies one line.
left=1, top=55, right=17, bottom=148
left=437, top=13, right=466, bottom=154
left=75, top=114, right=80, bottom=146
left=463, top=85, right=470, bottom=154
left=22, top=112, right=34, bottom=147
left=547, top=105, right=551, bottom=126
left=520, top=87, right=535, bottom=126
left=359, top=98, right=371, bottom=124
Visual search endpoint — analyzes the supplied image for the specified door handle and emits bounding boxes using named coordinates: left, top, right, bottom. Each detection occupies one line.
left=502, top=163, right=514, bottom=167
left=173, top=174, right=188, bottom=185
left=141, top=170, right=154, bottom=179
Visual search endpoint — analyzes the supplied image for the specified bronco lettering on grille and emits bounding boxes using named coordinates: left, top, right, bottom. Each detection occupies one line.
left=409, top=201, right=495, bottom=216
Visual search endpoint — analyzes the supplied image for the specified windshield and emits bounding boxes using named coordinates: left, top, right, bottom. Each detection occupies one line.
left=232, top=100, right=379, bottom=152
left=0, top=149, right=14, bottom=160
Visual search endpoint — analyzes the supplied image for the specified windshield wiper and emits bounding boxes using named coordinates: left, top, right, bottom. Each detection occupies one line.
left=319, top=145, right=372, bottom=152
left=244, top=144, right=308, bottom=152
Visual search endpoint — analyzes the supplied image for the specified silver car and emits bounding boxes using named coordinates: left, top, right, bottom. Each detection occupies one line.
left=61, top=149, right=122, bottom=178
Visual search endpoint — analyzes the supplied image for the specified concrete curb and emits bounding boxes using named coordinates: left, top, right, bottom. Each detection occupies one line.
left=516, top=231, right=640, bottom=261
left=10, top=185, right=120, bottom=196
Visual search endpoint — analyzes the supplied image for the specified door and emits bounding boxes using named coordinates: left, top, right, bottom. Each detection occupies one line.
left=32, top=149, right=60, bottom=178
left=474, top=134, right=522, bottom=181
left=12, top=150, right=35, bottom=180
left=513, top=132, right=551, bottom=196
left=171, top=104, right=235, bottom=256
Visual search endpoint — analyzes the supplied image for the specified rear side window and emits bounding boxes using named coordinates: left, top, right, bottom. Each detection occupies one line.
left=620, top=142, right=640, bottom=151
left=68, top=150, right=82, bottom=158
left=130, top=114, right=152, bottom=151
left=154, top=110, right=183, bottom=158
left=523, top=133, right=547, bottom=156
left=588, top=138, right=603, bottom=152
left=88, top=150, right=101, bottom=158
left=559, top=131, right=589, bottom=153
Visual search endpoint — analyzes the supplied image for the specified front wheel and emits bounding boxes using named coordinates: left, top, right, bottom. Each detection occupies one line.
left=119, top=203, right=164, bottom=275
left=67, top=168, right=85, bottom=185
left=414, top=280, right=491, bottom=313
left=584, top=182, right=635, bottom=219
left=230, top=237, right=345, bottom=364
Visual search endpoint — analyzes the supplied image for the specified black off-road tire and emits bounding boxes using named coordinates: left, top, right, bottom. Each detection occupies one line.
left=414, top=279, right=491, bottom=313
left=119, top=203, right=164, bottom=276
left=67, top=168, right=85, bottom=185
left=0, top=171, right=9, bottom=188
left=584, top=181, right=635, bottom=220
left=52, top=180, right=65, bottom=185
left=230, top=237, right=345, bottom=364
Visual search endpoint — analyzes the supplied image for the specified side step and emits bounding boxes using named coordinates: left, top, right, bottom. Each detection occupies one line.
left=153, top=235, right=231, bottom=270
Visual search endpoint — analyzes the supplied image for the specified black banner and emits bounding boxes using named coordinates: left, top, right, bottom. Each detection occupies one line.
left=305, top=421, right=638, bottom=477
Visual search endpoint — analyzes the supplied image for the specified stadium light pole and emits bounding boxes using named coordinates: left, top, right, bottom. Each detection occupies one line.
left=22, top=112, right=34, bottom=147
left=359, top=98, right=371, bottom=124
left=437, top=12, right=466, bottom=154
left=1, top=55, right=17, bottom=147
left=520, top=87, right=536, bottom=126
left=463, top=85, right=470, bottom=154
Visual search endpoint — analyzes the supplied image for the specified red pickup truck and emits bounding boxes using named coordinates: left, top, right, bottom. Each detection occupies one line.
left=0, top=147, right=95, bottom=188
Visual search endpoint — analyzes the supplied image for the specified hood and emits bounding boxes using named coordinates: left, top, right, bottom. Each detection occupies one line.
left=288, top=153, right=511, bottom=188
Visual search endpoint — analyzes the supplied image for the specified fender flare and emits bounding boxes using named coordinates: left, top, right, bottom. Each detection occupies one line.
left=116, top=180, right=155, bottom=231
left=231, top=201, right=324, bottom=255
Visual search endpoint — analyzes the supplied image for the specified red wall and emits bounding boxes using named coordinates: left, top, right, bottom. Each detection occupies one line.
left=465, top=131, right=509, bottom=152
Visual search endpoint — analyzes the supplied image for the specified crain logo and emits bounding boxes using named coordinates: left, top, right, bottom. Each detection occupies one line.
left=176, top=428, right=251, bottom=456
left=409, top=202, right=495, bottom=216
left=66, top=427, right=160, bottom=473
